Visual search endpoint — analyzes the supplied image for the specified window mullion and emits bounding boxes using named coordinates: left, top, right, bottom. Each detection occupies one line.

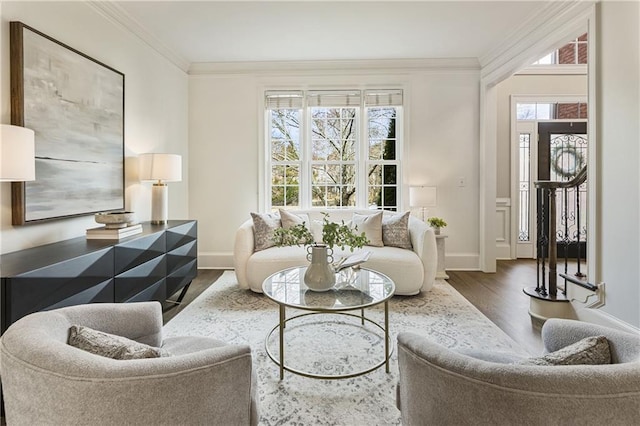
left=301, top=101, right=311, bottom=209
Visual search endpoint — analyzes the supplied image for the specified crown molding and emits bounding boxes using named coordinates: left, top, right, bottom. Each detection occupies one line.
left=188, top=58, right=480, bottom=76
left=86, top=1, right=190, bottom=73
left=480, top=0, right=595, bottom=85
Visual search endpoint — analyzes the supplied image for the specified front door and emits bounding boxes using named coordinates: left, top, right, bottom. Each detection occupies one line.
left=537, top=122, right=587, bottom=259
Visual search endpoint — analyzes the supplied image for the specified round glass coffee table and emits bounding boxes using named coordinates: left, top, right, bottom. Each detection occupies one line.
left=262, top=266, right=395, bottom=380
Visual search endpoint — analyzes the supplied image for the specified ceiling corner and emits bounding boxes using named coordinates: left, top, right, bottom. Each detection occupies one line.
left=86, top=0, right=191, bottom=73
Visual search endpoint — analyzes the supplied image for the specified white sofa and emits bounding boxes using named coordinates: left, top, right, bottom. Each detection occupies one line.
left=233, top=209, right=437, bottom=296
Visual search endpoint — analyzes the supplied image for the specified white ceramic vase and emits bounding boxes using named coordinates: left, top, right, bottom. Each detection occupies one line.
left=304, top=243, right=336, bottom=292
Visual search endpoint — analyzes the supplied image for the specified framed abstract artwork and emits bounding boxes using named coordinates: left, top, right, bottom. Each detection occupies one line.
left=10, top=21, right=124, bottom=225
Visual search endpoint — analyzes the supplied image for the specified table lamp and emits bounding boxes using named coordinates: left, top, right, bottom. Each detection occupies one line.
left=1, top=124, right=35, bottom=181
left=409, top=186, right=437, bottom=221
left=139, top=153, right=182, bottom=224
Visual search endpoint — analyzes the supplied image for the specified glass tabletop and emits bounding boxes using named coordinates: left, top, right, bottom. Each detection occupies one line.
left=262, top=266, right=395, bottom=311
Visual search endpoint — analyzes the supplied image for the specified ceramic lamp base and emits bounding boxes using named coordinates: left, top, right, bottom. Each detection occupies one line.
left=151, top=183, right=168, bottom=224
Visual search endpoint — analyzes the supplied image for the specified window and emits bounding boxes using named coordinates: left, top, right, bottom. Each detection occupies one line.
left=266, top=89, right=402, bottom=211
left=533, top=33, right=588, bottom=65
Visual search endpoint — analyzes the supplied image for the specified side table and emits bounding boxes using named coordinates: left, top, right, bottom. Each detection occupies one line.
left=435, top=234, right=449, bottom=280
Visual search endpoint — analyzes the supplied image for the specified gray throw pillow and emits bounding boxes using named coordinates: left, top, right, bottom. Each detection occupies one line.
left=382, top=211, right=412, bottom=249
left=517, top=335, right=611, bottom=366
left=251, top=212, right=281, bottom=251
left=68, top=325, right=170, bottom=360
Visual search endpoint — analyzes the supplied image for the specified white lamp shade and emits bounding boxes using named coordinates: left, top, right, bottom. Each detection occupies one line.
left=1, top=124, right=35, bottom=181
left=139, top=153, right=182, bottom=182
left=409, top=186, right=437, bottom=207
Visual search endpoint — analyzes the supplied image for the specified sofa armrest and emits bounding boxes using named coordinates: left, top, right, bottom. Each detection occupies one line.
left=407, top=218, right=437, bottom=292
left=233, top=219, right=255, bottom=290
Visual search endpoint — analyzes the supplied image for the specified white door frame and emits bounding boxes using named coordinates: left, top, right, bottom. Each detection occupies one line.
left=509, top=95, right=588, bottom=259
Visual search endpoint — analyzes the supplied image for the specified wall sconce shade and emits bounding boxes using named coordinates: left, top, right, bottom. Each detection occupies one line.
left=139, top=153, right=182, bottom=183
left=409, top=186, right=437, bottom=208
left=139, top=153, right=182, bottom=225
left=1, top=124, right=36, bottom=182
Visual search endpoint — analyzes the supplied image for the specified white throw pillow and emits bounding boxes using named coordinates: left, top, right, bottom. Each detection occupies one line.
left=279, top=209, right=310, bottom=230
left=351, top=211, right=384, bottom=247
left=382, top=211, right=412, bottom=249
left=250, top=212, right=281, bottom=251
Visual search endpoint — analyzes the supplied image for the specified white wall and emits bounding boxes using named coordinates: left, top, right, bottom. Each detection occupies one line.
left=189, top=68, right=481, bottom=270
left=0, top=2, right=189, bottom=255
left=595, top=1, right=640, bottom=328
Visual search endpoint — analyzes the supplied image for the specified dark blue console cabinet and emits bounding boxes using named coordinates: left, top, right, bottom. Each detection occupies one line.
left=0, top=220, right=197, bottom=333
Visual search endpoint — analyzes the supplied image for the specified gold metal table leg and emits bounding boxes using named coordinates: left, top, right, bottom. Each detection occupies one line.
left=279, top=305, right=285, bottom=380
left=384, top=300, right=390, bottom=373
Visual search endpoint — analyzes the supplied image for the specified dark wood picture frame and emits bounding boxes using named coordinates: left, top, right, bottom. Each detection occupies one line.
left=10, top=22, right=125, bottom=225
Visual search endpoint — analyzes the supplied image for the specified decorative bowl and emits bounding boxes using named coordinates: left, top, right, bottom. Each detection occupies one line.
left=95, top=211, right=136, bottom=229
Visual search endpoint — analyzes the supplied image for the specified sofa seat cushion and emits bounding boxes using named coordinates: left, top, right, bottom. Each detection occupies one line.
left=246, top=245, right=424, bottom=296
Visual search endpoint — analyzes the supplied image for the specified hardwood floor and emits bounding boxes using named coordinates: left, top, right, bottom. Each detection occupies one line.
left=165, top=260, right=545, bottom=354
left=447, top=259, right=544, bottom=354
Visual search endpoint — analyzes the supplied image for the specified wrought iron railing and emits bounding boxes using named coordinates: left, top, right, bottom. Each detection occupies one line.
left=533, top=166, right=596, bottom=297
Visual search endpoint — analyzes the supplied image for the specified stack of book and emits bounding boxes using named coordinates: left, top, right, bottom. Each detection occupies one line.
left=86, top=223, right=143, bottom=240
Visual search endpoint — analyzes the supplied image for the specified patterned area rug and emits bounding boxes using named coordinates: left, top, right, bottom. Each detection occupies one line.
left=163, top=271, right=528, bottom=425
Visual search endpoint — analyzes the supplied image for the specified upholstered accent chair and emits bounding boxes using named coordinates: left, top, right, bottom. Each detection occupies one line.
left=0, top=302, right=258, bottom=425
left=397, top=318, right=640, bottom=425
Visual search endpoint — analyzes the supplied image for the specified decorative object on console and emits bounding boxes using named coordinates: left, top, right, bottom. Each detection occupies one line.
left=94, top=211, right=137, bottom=229
left=409, top=186, right=437, bottom=221
left=86, top=223, right=143, bottom=240
left=0, top=124, right=35, bottom=182
left=427, top=217, right=447, bottom=235
left=139, top=153, right=182, bottom=225
left=10, top=22, right=124, bottom=225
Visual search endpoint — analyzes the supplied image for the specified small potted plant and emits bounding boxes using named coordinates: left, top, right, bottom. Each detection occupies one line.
left=427, top=217, right=447, bottom=235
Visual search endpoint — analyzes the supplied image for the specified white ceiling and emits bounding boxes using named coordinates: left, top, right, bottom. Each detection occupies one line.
left=112, top=1, right=550, bottom=66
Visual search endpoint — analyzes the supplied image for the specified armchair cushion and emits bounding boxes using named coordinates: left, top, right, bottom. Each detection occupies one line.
left=68, top=325, right=170, bottom=360
left=517, top=335, right=611, bottom=366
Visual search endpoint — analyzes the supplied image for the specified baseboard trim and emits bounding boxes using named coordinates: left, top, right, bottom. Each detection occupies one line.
left=445, top=253, right=480, bottom=271
left=198, top=252, right=234, bottom=269
left=495, top=243, right=512, bottom=260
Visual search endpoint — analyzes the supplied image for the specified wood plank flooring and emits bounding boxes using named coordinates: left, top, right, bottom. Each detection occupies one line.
left=447, top=260, right=543, bottom=354
left=165, top=260, right=545, bottom=355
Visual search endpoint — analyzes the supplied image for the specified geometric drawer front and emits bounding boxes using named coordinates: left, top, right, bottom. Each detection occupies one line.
left=166, top=221, right=197, bottom=252
left=167, top=240, right=197, bottom=275
left=115, top=232, right=165, bottom=275
left=114, top=255, right=166, bottom=303
left=166, top=259, right=197, bottom=297
left=2, top=248, right=114, bottom=331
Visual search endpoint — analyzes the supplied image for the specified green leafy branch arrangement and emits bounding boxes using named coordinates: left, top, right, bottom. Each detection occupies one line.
left=273, top=213, right=369, bottom=251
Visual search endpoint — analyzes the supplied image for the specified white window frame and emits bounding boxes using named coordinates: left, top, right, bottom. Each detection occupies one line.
left=262, top=89, right=404, bottom=212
